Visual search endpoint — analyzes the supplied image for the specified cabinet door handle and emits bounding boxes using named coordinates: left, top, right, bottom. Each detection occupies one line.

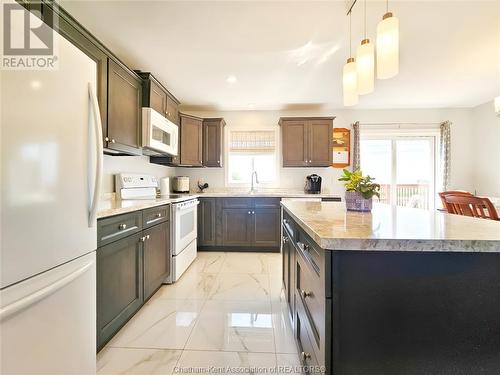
left=111, top=139, right=116, bottom=143
left=252, top=211, right=255, bottom=214
left=301, top=351, right=311, bottom=361
left=301, top=289, right=312, bottom=299
left=282, top=236, right=289, bottom=243
left=118, top=223, right=127, bottom=230
left=146, top=234, right=150, bottom=240
left=248, top=211, right=251, bottom=215
left=156, top=213, right=162, bottom=218
left=140, top=236, right=146, bottom=242
left=105, top=137, right=110, bottom=142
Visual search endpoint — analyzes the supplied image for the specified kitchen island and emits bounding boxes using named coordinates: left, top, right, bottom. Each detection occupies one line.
left=280, top=201, right=500, bottom=375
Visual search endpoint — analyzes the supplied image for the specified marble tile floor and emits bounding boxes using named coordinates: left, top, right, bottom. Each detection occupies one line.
left=98, top=251, right=301, bottom=375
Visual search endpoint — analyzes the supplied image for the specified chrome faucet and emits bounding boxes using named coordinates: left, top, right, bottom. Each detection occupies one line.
left=250, top=171, right=259, bottom=193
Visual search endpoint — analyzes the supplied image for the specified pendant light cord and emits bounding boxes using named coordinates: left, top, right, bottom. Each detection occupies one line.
left=364, top=0, right=367, bottom=39
left=386, top=0, right=389, bottom=13
left=349, top=11, right=352, bottom=57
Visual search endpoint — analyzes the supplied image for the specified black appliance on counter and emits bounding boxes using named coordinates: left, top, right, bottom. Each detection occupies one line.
left=305, top=174, right=322, bottom=194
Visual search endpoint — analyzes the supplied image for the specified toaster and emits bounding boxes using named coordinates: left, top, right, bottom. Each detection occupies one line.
left=172, top=176, right=190, bottom=193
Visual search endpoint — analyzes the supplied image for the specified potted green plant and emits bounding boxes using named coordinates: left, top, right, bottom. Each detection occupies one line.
left=338, top=169, right=381, bottom=212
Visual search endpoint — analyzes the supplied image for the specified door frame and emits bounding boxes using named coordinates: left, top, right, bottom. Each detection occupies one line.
left=360, top=127, right=440, bottom=209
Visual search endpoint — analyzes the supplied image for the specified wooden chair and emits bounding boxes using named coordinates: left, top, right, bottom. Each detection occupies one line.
left=443, top=195, right=500, bottom=221
left=439, top=191, right=473, bottom=213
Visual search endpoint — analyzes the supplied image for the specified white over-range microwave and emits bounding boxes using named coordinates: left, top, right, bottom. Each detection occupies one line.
left=141, top=107, right=179, bottom=156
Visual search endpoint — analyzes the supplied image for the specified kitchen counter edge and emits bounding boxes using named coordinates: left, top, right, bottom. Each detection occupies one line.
left=281, top=201, right=500, bottom=252
left=97, top=195, right=199, bottom=219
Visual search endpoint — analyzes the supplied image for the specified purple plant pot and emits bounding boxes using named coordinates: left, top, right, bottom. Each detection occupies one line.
left=345, top=191, right=373, bottom=212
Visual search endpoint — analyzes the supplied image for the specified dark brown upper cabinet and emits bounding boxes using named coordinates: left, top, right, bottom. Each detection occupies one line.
left=136, top=72, right=180, bottom=126
left=203, top=118, right=225, bottom=167
left=24, top=1, right=146, bottom=156
left=107, top=59, right=143, bottom=155
left=279, top=117, right=335, bottom=167
left=149, top=80, right=167, bottom=116
left=179, top=113, right=203, bottom=167
left=166, top=95, right=179, bottom=126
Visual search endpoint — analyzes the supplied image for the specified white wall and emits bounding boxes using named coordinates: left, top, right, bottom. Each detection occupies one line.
left=177, top=107, right=475, bottom=195
left=102, top=155, right=176, bottom=194
left=102, top=106, right=483, bottom=197
left=471, top=100, right=500, bottom=196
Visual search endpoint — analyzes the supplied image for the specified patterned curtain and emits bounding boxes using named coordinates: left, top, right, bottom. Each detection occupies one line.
left=352, top=121, right=360, bottom=171
left=439, top=121, right=451, bottom=192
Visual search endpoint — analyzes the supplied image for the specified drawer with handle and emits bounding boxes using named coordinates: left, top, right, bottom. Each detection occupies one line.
left=296, top=236, right=322, bottom=276
left=295, top=291, right=322, bottom=370
left=97, top=211, right=142, bottom=247
left=142, top=205, right=169, bottom=229
left=296, top=247, right=324, bottom=354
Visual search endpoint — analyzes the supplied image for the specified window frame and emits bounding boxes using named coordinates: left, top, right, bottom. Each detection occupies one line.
left=224, top=126, right=280, bottom=188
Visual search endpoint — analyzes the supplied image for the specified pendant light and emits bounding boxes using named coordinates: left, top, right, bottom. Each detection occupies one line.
left=376, top=0, right=399, bottom=79
left=356, top=0, right=375, bottom=95
left=343, top=12, right=358, bottom=106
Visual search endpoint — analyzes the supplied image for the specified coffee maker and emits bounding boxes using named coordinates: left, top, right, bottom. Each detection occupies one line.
left=305, top=174, right=322, bottom=194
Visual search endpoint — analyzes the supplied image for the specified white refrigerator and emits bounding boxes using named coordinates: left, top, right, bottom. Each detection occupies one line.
left=0, top=5, right=102, bottom=374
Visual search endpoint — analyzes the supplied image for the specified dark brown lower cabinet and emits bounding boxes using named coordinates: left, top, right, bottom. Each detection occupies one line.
left=143, top=222, right=170, bottom=301
left=222, top=209, right=253, bottom=246
left=198, top=198, right=217, bottom=247
left=253, top=208, right=280, bottom=247
left=97, top=232, right=143, bottom=350
left=282, top=225, right=295, bottom=319
left=97, top=205, right=170, bottom=351
left=283, top=211, right=330, bottom=372
left=199, top=197, right=280, bottom=251
left=283, top=212, right=500, bottom=375
left=295, top=292, right=320, bottom=369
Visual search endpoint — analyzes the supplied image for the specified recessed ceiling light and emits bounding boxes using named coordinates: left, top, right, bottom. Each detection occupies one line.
left=30, top=80, right=41, bottom=90
left=226, top=75, right=237, bottom=84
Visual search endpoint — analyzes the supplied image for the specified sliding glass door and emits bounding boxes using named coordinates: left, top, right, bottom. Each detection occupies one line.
left=361, top=136, right=436, bottom=209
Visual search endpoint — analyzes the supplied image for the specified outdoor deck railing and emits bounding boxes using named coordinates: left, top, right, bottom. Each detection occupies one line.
left=379, top=184, right=430, bottom=209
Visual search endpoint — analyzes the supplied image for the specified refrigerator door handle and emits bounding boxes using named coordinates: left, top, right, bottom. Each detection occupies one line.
left=88, top=83, right=103, bottom=227
left=0, top=260, right=94, bottom=321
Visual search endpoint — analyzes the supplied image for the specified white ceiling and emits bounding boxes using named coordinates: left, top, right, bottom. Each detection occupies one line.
left=60, top=0, right=500, bottom=111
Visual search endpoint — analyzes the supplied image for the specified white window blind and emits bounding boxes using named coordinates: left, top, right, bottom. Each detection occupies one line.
left=229, top=130, right=275, bottom=153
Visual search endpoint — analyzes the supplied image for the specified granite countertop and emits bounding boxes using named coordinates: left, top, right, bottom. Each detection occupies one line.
left=281, top=201, right=500, bottom=252
left=194, top=188, right=341, bottom=199
left=97, top=194, right=198, bottom=219
left=97, top=188, right=341, bottom=219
